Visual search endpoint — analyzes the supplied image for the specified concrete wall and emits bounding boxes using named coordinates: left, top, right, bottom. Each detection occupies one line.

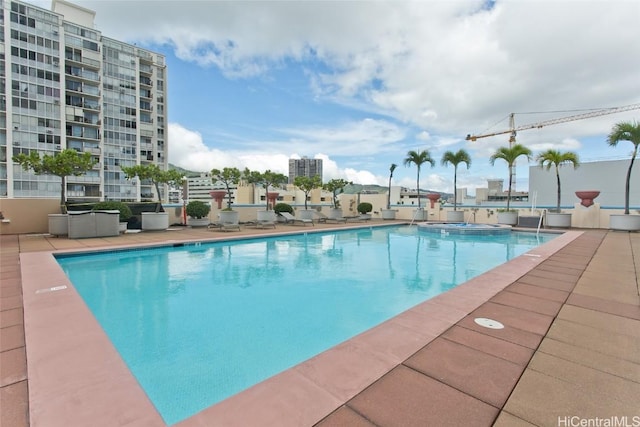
left=529, top=159, right=640, bottom=209
left=0, top=199, right=62, bottom=234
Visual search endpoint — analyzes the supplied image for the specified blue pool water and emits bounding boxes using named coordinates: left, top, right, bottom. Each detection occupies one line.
left=56, top=226, right=556, bottom=425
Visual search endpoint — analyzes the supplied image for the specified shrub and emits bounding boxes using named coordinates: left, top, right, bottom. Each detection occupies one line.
left=185, top=200, right=211, bottom=219
left=357, top=202, right=373, bottom=214
left=92, top=201, right=132, bottom=222
left=274, top=202, right=294, bottom=215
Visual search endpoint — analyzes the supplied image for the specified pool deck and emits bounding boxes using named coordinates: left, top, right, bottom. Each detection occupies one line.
left=1, top=221, right=639, bottom=426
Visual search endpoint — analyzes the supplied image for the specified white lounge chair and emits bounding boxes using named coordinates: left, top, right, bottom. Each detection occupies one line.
left=315, top=211, right=347, bottom=223
left=279, top=212, right=314, bottom=226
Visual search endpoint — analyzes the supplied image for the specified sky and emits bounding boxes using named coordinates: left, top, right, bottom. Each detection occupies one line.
left=32, top=0, right=640, bottom=195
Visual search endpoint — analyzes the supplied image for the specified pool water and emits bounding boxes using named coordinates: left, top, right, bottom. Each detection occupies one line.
left=56, top=226, right=556, bottom=425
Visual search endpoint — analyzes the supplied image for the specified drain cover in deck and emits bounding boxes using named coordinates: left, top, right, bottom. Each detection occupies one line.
left=474, top=317, right=504, bottom=329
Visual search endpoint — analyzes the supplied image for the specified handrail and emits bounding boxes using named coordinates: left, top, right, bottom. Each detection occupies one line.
left=409, top=207, right=423, bottom=226
left=536, top=209, right=546, bottom=235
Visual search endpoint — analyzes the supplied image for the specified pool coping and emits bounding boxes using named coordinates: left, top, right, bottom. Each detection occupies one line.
left=19, top=227, right=582, bottom=426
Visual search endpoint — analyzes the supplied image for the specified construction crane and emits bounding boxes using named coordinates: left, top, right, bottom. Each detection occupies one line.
left=465, top=102, right=640, bottom=191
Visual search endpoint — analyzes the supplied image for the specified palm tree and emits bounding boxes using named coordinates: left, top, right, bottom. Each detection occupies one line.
left=607, top=120, right=640, bottom=214
left=386, top=163, right=397, bottom=209
left=536, top=149, right=579, bottom=213
left=441, top=149, right=471, bottom=211
left=489, top=144, right=532, bottom=211
left=403, top=150, right=435, bottom=209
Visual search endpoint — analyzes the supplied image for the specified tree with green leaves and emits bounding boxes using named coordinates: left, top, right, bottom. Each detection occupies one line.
left=13, top=149, right=96, bottom=213
left=244, top=169, right=288, bottom=210
left=403, top=149, right=435, bottom=209
left=607, top=120, right=640, bottom=215
left=441, top=149, right=471, bottom=212
left=386, top=163, right=397, bottom=209
left=293, top=174, right=322, bottom=210
left=489, top=144, right=533, bottom=211
left=536, top=149, right=579, bottom=213
left=323, top=178, right=352, bottom=209
left=210, top=167, right=243, bottom=210
left=121, top=164, right=184, bottom=212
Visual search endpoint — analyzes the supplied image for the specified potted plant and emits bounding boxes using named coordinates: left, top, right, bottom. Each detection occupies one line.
left=122, top=164, right=184, bottom=231
left=536, top=149, right=579, bottom=228
left=441, top=149, right=471, bottom=222
left=607, top=120, right=640, bottom=231
left=13, top=149, right=96, bottom=235
left=185, top=200, right=211, bottom=227
left=381, top=163, right=398, bottom=220
left=93, top=201, right=132, bottom=233
left=245, top=169, right=289, bottom=222
left=293, top=174, right=322, bottom=220
left=323, top=178, right=352, bottom=219
left=211, top=167, right=243, bottom=225
left=404, top=149, right=435, bottom=220
left=357, top=202, right=373, bottom=220
left=489, top=144, right=532, bottom=225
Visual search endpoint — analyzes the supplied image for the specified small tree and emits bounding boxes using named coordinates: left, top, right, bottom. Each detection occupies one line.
left=403, top=149, right=435, bottom=209
left=489, top=144, right=533, bottom=211
left=536, top=149, right=579, bottom=213
left=210, top=167, right=242, bottom=210
left=386, top=163, right=397, bottom=209
left=185, top=200, right=211, bottom=219
left=293, top=175, right=322, bottom=210
left=13, top=149, right=96, bottom=213
left=244, top=169, right=288, bottom=210
left=441, top=149, right=471, bottom=211
left=357, top=202, right=373, bottom=214
left=607, top=120, right=640, bottom=215
left=122, top=164, right=184, bottom=213
left=323, top=178, right=352, bottom=209
left=92, top=201, right=132, bottom=222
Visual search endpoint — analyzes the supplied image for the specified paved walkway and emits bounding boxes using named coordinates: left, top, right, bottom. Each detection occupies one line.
left=1, top=225, right=638, bottom=426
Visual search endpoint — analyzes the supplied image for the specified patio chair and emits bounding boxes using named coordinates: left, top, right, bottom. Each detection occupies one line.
left=318, top=211, right=347, bottom=223
left=208, top=222, right=241, bottom=232
left=255, top=219, right=276, bottom=229
left=279, top=212, right=314, bottom=226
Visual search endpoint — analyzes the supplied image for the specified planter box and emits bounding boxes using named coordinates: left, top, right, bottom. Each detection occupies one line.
left=141, top=212, right=169, bottom=231
left=497, top=211, right=518, bottom=225
left=517, top=215, right=541, bottom=228
left=446, top=211, right=465, bottom=222
left=546, top=212, right=572, bottom=228
left=412, top=209, right=428, bottom=221
left=380, top=209, right=397, bottom=220
left=48, top=214, right=68, bottom=236
left=187, top=217, right=210, bottom=227
left=609, top=214, right=640, bottom=231
left=257, top=210, right=277, bottom=223
left=328, top=209, right=343, bottom=219
left=218, top=210, right=239, bottom=225
left=68, top=210, right=119, bottom=239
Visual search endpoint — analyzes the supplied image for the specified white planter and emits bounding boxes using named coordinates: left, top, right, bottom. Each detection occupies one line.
left=187, top=217, right=210, bottom=227
left=412, top=209, right=428, bottom=221
left=299, top=209, right=315, bottom=220
left=446, top=210, right=465, bottom=222
left=359, top=213, right=372, bottom=220
left=328, top=208, right=343, bottom=219
left=141, top=212, right=169, bottom=231
left=380, top=209, right=397, bottom=220
left=497, top=211, right=518, bottom=225
left=257, top=210, right=277, bottom=222
left=609, top=214, right=640, bottom=231
left=48, top=214, right=68, bottom=236
left=218, top=210, right=239, bottom=225
left=546, top=212, right=572, bottom=228
left=119, top=222, right=128, bottom=233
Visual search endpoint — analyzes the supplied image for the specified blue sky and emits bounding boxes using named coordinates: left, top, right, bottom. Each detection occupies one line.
left=33, top=0, right=640, bottom=194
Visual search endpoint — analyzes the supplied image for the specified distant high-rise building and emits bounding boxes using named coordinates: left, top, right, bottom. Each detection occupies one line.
left=288, top=157, right=323, bottom=184
left=1, top=0, right=168, bottom=203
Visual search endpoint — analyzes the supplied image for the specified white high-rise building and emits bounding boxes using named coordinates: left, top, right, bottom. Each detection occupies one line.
left=288, top=156, right=323, bottom=184
left=1, top=0, right=168, bottom=203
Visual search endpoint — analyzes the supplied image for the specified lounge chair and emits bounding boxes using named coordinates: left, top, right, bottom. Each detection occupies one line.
left=279, top=212, right=314, bottom=226
left=208, top=222, right=241, bottom=232
left=255, top=219, right=276, bottom=229
left=315, top=211, right=347, bottom=223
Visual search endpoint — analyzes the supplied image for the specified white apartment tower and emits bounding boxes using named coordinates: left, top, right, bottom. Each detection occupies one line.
left=0, top=0, right=168, bottom=203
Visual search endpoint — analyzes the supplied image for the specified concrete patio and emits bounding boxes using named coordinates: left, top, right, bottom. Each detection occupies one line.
left=1, top=222, right=638, bottom=426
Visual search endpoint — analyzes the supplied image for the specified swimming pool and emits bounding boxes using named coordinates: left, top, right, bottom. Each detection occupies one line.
left=55, top=225, right=556, bottom=425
